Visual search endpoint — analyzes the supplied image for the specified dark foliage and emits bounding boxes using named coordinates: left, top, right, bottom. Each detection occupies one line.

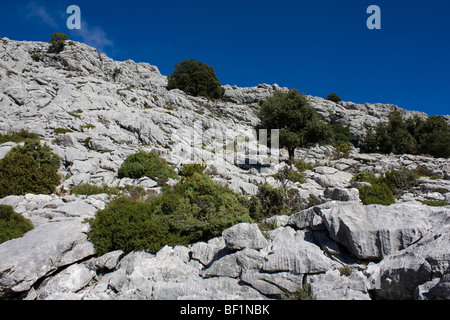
left=167, top=59, right=225, bottom=100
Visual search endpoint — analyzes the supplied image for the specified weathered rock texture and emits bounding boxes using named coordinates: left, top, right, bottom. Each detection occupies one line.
left=0, top=38, right=449, bottom=300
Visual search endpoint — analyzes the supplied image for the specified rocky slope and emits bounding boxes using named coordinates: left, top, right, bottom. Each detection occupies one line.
left=0, top=37, right=449, bottom=300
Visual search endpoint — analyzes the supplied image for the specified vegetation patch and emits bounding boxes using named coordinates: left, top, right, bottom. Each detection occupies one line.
left=0, top=205, right=34, bottom=244
left=167, top=59, right=225, bottom=100
left=88, top=170, right=252, bottom=255
left=0, top=130, right=40, bottom=144
left=421, top=200, right=449, bottom=207
left=0, top=140, right=61, bottom=198
left=362, top=110, right=450, bottom=158
left=118, top=150, right=179, bottom=183
left=351, top=171, right=395, bottom=206
left=71, top=184, right=121, bottom=197
left=53, top=128, right=73, bottom=135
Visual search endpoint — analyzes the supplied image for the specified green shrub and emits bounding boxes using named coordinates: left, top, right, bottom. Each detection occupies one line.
left=0, top=140, right=61, bottom=198
left=287, top=284, right=313, bottom=300
left=179, top=163, right=207, bottom=178
left=327, top=93, right=341, bottom=103
left=71, top=184, right=121, bottom=196
left=30, top=53, right=41, bottom=62
left=249, top=183, right=285, bottom=220
left=362, top=111, right=450, bottom=158
left=412, top=166, right=433, bottom=177
left=88, top=197, right=182, bottom=254
left=294, top=159, right=315, bottom=172
left=384, top=168, right=418, bottom=195
left=358, top=183, right=395, bottom=206
left=48, top=32, right=68, bottom=53
left=89, top=172, right=252, bottom=255
left=0, top=205, right=34, bottom=244
left=0, top=130, right=40, bottom=144
left=331, top=124, right=352, bottom=144
left=118, top=151, right=179, bottom=182
left=274, top=166, right=306, bottom=188
left=351, top=170, right=379, bottom=185
left=167, top=59, right=225, bottom=100
left=53, top=128, right=73, bottom=135
left=333, top=142, right=353, bottom=159
left=352, top=170, right=395, bottom=205
left=421, top=200, right=449, bottom=207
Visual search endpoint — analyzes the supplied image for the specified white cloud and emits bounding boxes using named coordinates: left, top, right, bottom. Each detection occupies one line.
left=24, top=2, right=114, bottom=53
left=76, top=21, right=114, bottom=53
left=26, top=2, right=59, bottom=29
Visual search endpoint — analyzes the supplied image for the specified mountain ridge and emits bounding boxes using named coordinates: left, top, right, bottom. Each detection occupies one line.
left=0, top=37, right=449, bottom=301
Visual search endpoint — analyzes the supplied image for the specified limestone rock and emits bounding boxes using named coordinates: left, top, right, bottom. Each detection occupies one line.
left=308, top=269, right=371, bottom=300
left=262, top=227, right=335, bottom=274
left=36, top=264, right=96, bottom=300
left=222, top=223, right=268, bottom=251
left=318, top=201, right=440, bottom=260
left=365, top=221, right=450, bottom=300
left=0, top=218, right=95, bottom=296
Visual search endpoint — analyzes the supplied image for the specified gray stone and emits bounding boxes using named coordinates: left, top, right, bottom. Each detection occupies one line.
left=262, top=227, right=335, bottom=274
left=0, top=218, right=95, bottom=296
left=366, top=221, right=450, bottom=300
left=84, top=250, right=125, bottom=272
left=309, top=269, right=371, bottom=300
left=324, top=187, right=359, bottom=202
left=190, top=237, right=228, bottom=267
left=288, top=207, right=324, bottom=230
left=311, top=167, right=353, bottom=188
left=241, top=271, right=303, bottom=296
left=318, top=201, right=441, bottom=260
left=0, top=142, right=17, bottom=160
left=222, top=223, right=268, bottom=251
left=36, top=264, right=96, bottom=300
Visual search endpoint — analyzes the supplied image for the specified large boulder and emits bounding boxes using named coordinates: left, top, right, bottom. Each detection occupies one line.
left=222, top=223, right=268, bottom=250
left=366, top=222, right=450, bottom=300
left=317, top=201, right=443, bottom=260
left=309, top=269, right=371, bottom=300
left=0, top=218, right=95, bottom=297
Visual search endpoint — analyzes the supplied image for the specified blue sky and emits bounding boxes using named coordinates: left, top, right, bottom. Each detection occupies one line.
left=1, top=0, right=449, bottom=115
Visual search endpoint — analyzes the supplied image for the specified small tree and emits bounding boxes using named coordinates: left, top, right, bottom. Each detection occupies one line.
left=49, top=33, right=68, bottom=53
left=167, top=59, right=225, bottom=100
left=257, top=89, right=332, bottom=162
left=327, top=93, right=342, bottom=103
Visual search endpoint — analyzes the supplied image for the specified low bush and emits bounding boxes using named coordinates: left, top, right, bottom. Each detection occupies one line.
left=71, top=184, right=121, bottom=196
left=352, top=170, right=395, bottom=205
left=327, top=93, right=341, bottom=103
left=384, top=168, right=418, bottom=195
left=179, top=162, right=207, bottom=178
left=0, top=205, right=34, bottom=244
left=89, top=172, right=252, bottom=255
left=0, top=130, right=40, bottom=144
left=357, top=183, right=395, bottom=206
left=118, top=151, right=179, bottom=182
left=273, top=166, right=306, bottom=189
left=249, top=183, right=285, bottom=220
left=48, top=32, right=68, bottom=53
left=0, top=140, right=61, bottom=198
left=294, top=159, right=315, bottom=172
left=421, top=200, right=449, bottom=207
